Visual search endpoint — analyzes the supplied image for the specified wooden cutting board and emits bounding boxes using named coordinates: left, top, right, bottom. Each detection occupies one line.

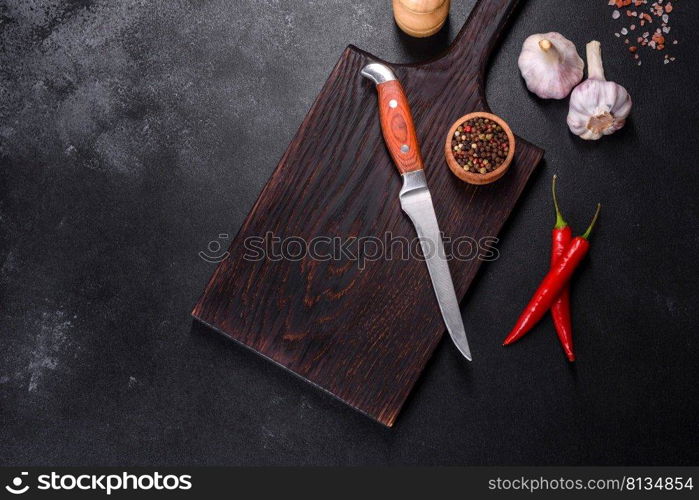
left=192, top=0, right=543, bottom=426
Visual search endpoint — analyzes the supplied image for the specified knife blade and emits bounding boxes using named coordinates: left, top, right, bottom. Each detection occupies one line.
left=361, top=62, right=472, bottom=361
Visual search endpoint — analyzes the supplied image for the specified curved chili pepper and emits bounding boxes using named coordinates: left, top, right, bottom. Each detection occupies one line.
left=551, top=176, right=575, bottom=362
left=503, top=203, right=601, bottom=347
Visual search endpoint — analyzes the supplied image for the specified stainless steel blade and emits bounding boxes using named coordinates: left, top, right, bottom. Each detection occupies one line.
left=399, top=170, right=472, bottom=361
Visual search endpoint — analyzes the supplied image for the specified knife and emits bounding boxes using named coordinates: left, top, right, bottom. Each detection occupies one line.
left=361, top=62, right=472, bottom=361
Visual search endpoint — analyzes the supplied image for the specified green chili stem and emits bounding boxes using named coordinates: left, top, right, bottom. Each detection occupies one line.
left=552, top=175, right=567, bottom=229
left=581, top=203, right=602, bottom=240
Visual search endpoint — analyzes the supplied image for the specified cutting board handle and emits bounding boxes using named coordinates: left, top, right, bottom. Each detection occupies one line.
left=416, top=0, right=523, bottom=110
left=452, top=0, right=522, bottom=68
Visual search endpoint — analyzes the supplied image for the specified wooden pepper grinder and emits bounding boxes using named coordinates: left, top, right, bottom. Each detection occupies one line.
left=392, top=0, right=450, bottom=38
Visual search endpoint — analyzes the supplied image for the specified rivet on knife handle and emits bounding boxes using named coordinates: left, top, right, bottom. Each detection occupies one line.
left=361, top=63, right=424, bottom=174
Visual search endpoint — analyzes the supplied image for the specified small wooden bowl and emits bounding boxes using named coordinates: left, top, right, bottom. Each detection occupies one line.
left=444, top=112, right=515, bottom=185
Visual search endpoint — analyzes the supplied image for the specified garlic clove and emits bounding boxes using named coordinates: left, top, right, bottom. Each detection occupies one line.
left=567, top=41, right=632, bottom=140
left=518, top=32, right=584, bottom=100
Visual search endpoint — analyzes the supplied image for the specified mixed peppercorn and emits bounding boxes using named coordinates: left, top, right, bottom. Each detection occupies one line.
left=450, top=117, right=509, bottom=174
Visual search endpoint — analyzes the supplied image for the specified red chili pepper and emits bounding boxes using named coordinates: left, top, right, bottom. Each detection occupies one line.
left=551, top=176, right=575, bottom=362
left=503, top=203, right=601, bottom=347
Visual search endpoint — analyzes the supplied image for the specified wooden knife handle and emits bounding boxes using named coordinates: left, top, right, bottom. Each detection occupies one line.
left=362, top=63, right=424, bottom=174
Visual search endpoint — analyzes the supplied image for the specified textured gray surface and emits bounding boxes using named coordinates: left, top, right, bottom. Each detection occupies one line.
left=1, top=0, right=698, bottom=465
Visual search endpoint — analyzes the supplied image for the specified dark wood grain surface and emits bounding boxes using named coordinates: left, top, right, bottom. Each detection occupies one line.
left=192, top=0, right=544, bottom=426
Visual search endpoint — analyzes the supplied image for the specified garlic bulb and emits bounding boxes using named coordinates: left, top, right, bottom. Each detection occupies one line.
left=518, top=32, right=584, bottom=99
left=567, top=41, right=632, bottom=140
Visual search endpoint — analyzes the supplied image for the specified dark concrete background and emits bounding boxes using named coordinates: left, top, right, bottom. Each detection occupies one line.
left=1, top=0, right=697, bottom=465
